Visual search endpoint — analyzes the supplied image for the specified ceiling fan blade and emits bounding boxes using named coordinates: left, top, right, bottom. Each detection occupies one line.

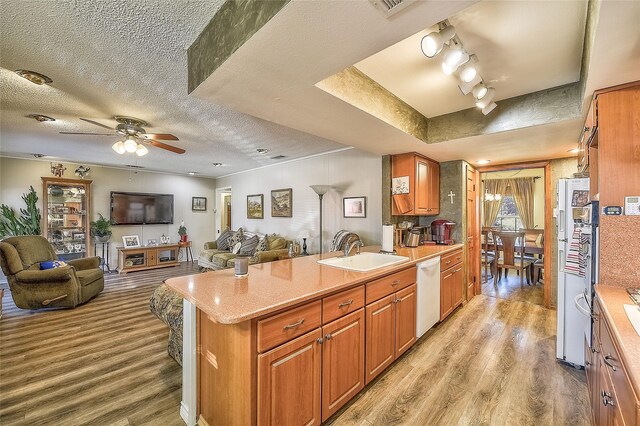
left=59, top=132, right=113, bottom=136
left=80, top=118, right=113, bottom=130
left=140, top=133, right=179, bottom=141
left=148, top=139, right=185, bottom=154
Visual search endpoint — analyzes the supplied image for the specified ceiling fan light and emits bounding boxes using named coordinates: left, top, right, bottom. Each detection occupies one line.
left=112, top=141, right=126, bottom=154
left=136, top=144, right=149, bottom=156
left=123, top=137, right=137, bottom=153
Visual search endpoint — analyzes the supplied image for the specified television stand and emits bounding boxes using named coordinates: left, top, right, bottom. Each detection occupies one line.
left=117, top=244, right=180, bottom=273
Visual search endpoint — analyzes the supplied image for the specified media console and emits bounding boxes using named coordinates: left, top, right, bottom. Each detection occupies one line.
left=117, top=244, right=180, bottom=273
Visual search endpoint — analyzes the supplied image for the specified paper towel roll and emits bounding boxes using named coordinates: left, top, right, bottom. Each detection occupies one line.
left=382, top=224, right=394, bottom=252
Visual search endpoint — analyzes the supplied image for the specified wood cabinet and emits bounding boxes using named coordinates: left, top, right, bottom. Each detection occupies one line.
left=391, top=153, right=440, bottom=216
left=365, top=282, right=417, bottom=384
left=117, top=244, right=179, bottom=273
left=258, top=329, right=323, bottom=426
left=42, top=177, right=92, bottom=260
left=587, top=296, right=640, bottom=426
left=321, top=309, right=365, bottom=421
left=440, top=248, right=464, bottom=321
left=584, top=81, right=640, bottom=205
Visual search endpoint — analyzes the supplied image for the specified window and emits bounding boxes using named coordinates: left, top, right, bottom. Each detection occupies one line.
left=492, top=196, right=522, bottom=231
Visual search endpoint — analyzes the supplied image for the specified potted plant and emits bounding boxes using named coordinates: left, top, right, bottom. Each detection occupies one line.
left=178, top=223, right=188, bottom=242
left=90, top=213, right=113, bottom=242
left=0, top=186, right=41, bottom=238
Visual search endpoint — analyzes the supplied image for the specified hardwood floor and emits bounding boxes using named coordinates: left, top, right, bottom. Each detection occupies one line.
left=482, top=270, right=544, bottom=306
left=330, top=295, right=591, bottom=426
left=0, top=263, right=200, bottom=425
left=2, top=264, right=590, bottom=426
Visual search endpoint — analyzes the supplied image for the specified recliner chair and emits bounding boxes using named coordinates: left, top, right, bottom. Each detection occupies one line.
left=0, top=235, right=104, bottom=309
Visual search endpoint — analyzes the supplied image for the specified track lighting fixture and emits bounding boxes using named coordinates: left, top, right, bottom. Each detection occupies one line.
left=420, top=25, right=456, bottom=58
left=420, top=20, right=498, bottom=115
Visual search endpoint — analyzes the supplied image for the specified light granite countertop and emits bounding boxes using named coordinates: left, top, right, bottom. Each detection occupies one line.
left=166, top=244, right=463, bottom=324
left=596, top=284, right=640, bottom=397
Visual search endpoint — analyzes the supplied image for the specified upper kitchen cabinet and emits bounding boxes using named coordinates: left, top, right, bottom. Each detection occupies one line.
left=586, top=81, right=640, bottom=206
left=391, top=153, right=440, bottom=216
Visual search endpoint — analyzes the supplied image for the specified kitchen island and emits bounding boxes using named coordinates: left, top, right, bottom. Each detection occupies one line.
left=166, top=244, right=463, bottom=426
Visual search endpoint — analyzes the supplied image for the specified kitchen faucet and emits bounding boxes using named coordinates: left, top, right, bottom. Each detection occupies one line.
left=343, top=240, right=363, bottom=257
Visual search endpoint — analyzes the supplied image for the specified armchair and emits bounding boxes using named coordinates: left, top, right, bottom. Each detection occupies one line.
left=0, top=236, right=104, bottom=309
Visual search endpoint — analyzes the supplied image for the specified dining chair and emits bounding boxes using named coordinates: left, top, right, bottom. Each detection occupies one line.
left=495, top=231, right=533, bottom=287
left=481, top=227, right=499, bottom=282
left=519, top=228, right=544, bottom=283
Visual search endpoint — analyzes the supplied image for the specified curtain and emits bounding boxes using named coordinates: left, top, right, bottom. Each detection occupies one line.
left=509, top=177, right=535, bottom=229
left=483, top=179, right=508, bottom=227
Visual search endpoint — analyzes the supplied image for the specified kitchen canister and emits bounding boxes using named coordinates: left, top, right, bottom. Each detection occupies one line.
left=235, top=255, right=250, bottom=277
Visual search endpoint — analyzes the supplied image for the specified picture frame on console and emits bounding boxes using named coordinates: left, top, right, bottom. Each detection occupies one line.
left=343, top=196, right=367, bottom=218
left=122, top=235, right=141, bottom=248
left=247, top=194, right=264, bottom=219
left=192, top=197, right=207, bottom=211
left=271, top=188, right=292, bottom=217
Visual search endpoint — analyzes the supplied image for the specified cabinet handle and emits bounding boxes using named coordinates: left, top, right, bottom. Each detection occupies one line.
left=603, top=354, right=617, bottom=371
left=283, top=319, right=305, bottom=330
left=338, top=299, right=353, bottom=308
left=601, top=390, right=615, bottom=407
left=316, top=337, right=323, bottom=345
left=325, top=334, right=332, bottom=340
left=391, top=280, right=400, bottom=286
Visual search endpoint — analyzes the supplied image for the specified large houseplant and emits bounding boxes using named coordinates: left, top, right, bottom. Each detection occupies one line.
left=0, top=186, right=41, bottom=238
left=90, top=213, right=113, bottom=242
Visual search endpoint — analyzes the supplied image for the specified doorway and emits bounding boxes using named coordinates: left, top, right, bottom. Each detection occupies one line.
left=477, top=162, right=551, bottom=308
left=215, top=187, right=232, bottom=237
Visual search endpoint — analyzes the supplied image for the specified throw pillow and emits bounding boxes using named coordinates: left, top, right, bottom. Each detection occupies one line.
left=268, top=236, right=287, bottom=251
left=255, top=237, right=269, bottom=253
left=40, top=260, right=67, bottom=270
left=231, top=242, right=242, bottom=255
left=228, top=228, right=244, bottom=250
left=239, top=235, right=259, bottom=256
left=216, top=228, right=233, bottom=251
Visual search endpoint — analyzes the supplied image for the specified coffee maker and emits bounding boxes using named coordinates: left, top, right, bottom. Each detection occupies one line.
left=431, top=220, right=455, bottom=245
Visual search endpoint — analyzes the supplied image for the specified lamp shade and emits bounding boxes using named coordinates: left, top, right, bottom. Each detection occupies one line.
left=123, top=137, right=137, bottom=153
left=135, top=144, right=149, bottom=156
left=112, top=141, right=126, bottom=154
left=297, top=230, right=310, bottom=239
left=310, top=185, right=332, bottom=196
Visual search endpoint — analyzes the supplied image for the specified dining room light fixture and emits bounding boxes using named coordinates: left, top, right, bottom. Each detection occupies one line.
left=421, top=20, right=498, bottom=115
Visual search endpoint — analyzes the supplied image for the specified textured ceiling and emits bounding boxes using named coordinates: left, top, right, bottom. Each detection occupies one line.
left=355, top=1, right=587, bottom=117
left=0, top=0, right=345, bottom=177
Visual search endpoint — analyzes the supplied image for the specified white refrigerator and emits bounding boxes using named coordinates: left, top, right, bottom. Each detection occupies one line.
left=556, top=178, right=590, bottom=367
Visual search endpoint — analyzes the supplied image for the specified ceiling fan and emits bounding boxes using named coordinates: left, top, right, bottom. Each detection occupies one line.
left=60, top=116, right=185, bottom=155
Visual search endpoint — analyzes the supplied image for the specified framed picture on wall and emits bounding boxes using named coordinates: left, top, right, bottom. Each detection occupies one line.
left=247, top=194, right=264, bottom=219
left=343, top=196, right=367, bottom=218
left=271, top=188, right=293, bottom=217
left=192, top=197, right=207, bottom=211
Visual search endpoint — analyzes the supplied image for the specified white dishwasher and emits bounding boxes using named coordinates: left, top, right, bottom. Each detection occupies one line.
left=416, top=256, right=441, bottom=338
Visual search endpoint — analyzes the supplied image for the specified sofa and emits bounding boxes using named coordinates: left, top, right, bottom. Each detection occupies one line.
left=198, top=229, right=291, bottom=270
left=0, top=235, right=104, bottom=309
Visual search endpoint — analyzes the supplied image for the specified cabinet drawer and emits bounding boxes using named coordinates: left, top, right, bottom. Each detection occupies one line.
left=600, top=318, right=638, bottom=425
left=322, top=285, right=365, bottom=324
left=366, top=267, right=416, bottom=304
left=440, top=249, right=463, bottom=271
left=258, top=301, right=322, bottom=353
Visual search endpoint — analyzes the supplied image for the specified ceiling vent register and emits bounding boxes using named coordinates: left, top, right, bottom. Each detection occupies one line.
left=368, top=0, right=415, bottom=18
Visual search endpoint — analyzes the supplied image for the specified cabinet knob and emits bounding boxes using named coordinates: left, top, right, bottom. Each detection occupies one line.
left=324, top=334, right=332, bottom=340
left=316, top=338, right=323, bottom=345
left=601, top=390, right=615, bottom=407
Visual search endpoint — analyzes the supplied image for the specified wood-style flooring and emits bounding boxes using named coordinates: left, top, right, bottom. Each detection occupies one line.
left=1, top=263, right=591, bottom=425
left=0, top=263, right=199, bottom=425
left=482, top=271, right=544, bottom=306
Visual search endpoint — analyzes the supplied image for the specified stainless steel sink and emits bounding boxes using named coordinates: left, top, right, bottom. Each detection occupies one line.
left=317, top=252, right=410, bottom=272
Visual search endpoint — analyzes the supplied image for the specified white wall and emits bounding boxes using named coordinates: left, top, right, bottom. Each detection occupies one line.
left=0, top=157, right=216, bottom=270
left=215, top=148, right=383, bottom=253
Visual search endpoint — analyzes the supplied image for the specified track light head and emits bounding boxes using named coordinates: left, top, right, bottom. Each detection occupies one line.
left=458, top=55, right=478, bottom=83
left=472, top=83, right=488, bottom=100
left=458, top=73, right=482, bottom=95
left=420, top=25, right=456, bottom=58
left=441, top=45, right=469, bottom=75
left=481, top=102, right=498, bottom=115
left=475, top=88, right=496, bottom=109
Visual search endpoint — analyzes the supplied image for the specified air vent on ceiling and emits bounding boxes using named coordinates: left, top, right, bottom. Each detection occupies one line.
left=368, top=0, right=415, bottom=18
left=125, top=164, right=145, bottom=169
left=271, top=155, right=287, bottom=160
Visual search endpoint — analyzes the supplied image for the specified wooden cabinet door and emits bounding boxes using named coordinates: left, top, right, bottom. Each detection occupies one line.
left=321, top=309, right=365, bottom=421
left=427, top=160, right=440, bottom=214
left=440, top=269, right=454, bottom=321
left=414, top=158, right=430, bottom=215
left=394, top=283, right=416, bottom=358
left=466, top=164, right=478, bottom=300
left=452, top=266, right=464, bottom=310
left=147, top=249, right=157, bottom=266
left=365, top=294, right=395, bottom=384
left=258, top=329, right=322, bottom=426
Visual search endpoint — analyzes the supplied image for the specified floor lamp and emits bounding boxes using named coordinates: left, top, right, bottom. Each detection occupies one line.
left=310, top=185, right=332, bottom=253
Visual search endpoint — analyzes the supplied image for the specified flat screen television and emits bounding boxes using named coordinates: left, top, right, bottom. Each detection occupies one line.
left=110, top=191, right=174, bottom=225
